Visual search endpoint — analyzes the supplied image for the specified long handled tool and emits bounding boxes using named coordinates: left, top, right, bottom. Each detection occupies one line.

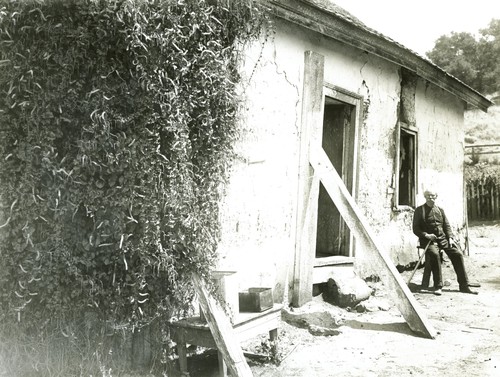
left=407, top=240, right=431, bottom=285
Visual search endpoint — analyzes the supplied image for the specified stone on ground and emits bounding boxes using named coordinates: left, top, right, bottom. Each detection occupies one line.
left=325, top=273, right=373, bottom=308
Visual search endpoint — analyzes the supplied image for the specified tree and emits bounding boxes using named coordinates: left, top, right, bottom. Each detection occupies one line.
left=427, top=32, right=481, bottom=91
left=427, top=19, right=500, bottom=95
left=478, top=19, right=500, bottom=94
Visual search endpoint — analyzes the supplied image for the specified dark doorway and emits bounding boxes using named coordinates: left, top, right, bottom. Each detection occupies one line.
left=315, top=99, right=355, bottom=258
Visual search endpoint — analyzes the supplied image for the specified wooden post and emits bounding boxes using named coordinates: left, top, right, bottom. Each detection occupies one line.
left=176, top=332, right=189, bottom=375
left=476, top=181, right=479, bottom=220
left=491, top=179, right=495, bottom=219
left=310, top=147, right=436, bottom=339
left=495, top=180, right=498, bottom=220
left=192, top=273, right=253, bottom=377
left=292, top=51, right=325, bottom=307
left=464, top=188, right=470, bottom=256
left=480, top=180, right=484, bottom=219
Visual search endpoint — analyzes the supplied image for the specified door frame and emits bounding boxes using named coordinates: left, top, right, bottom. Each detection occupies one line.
left=292, top=50, right=362, bottom=306
left=322, top=84, right=363, bottom=258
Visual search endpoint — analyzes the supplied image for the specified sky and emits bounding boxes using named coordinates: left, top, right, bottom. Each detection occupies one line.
left=332, top=0, right=500, bottom=56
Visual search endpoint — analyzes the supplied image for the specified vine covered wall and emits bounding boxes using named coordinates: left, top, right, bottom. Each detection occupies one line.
left=0, top=0, right=266, bottom=333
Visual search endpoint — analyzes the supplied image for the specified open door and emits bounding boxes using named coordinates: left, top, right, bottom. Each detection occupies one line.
left=316, top=98, right=355, bottom=258
left=311, top=88, right=360, bottom=285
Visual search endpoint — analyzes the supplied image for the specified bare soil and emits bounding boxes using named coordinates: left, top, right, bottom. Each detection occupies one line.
left=177, top=221, right=500, bottom=377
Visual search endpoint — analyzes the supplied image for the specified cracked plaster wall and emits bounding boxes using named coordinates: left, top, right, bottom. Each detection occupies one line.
left=217, top=19, right=466, bottom=300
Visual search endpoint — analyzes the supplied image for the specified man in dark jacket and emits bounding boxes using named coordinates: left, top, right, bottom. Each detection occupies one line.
left=412, top=189, right=477, bottom=295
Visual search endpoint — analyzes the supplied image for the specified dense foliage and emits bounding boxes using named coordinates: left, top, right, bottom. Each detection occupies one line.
left=427, top=19, right=500, bottom=95
left=465, top=163, right=500, bottom=182
left=0, top=0, right=266, bottom=332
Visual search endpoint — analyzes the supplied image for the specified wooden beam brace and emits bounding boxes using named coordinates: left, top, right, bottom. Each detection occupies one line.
left=292, top=51, right=325, bottom=307
left=296, top=172, right=320, bottom=298
left=309, top=147, right=436, bottom=339
left=192, top=273, right=253, bottom=377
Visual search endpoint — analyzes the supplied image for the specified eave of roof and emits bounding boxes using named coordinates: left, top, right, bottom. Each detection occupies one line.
left=265, top=0, right=493, bottom=112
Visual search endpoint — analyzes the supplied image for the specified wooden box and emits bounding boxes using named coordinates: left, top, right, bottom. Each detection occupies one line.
left=238, top=288, right=273, bottom=312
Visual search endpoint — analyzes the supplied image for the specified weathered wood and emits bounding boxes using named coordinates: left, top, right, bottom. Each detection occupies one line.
left=313, top=255, right=354, bottom=267
left=292, top=50, right=325, bottom=307
left=466, top=177, right=500, bottom=221
left=233, top=306, right=282, bottom=342
left=169, top=305, right=282, bottom=376
left=294, top=172, right=320, bottom=303
left=176, top=332, right=188, bottom=375
left=192, top=273, right=253, bottom=377
left=218, top=351, right=228, bottom=377
left=310, top=147, right=436, bottom=339
left=312, top=264, right=353, bottom=284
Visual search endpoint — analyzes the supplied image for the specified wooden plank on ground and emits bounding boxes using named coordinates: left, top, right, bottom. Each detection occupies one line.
left=309, top=147, right=436, bottom=339
left=192, top=273, right=253, bottom=377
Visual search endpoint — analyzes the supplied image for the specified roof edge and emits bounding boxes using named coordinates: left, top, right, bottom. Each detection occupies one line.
left=265, top=0, right=493, bottom=112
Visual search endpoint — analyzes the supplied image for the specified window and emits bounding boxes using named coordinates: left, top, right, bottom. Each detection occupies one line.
left=396, top=123, right=417, bottom=207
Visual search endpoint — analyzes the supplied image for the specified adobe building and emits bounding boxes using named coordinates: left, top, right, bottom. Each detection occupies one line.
left=215, top=0, right=491, bottom=309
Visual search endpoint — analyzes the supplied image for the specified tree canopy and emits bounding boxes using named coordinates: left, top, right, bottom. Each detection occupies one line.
left=427, top=19, right=500, bottom=95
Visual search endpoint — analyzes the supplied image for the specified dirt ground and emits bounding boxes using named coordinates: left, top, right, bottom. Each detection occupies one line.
left=179, top=221, right=500, bottom=377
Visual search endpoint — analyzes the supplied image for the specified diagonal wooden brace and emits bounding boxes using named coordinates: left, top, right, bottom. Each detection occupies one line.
left=309, top=147, right=436, bottom=339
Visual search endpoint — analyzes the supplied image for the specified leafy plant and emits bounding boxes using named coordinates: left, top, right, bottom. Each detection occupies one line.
left=0, top=0, right=268, bottom=343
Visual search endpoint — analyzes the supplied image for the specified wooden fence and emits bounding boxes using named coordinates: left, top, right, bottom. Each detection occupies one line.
left=466, top=176, right=500, bottom=221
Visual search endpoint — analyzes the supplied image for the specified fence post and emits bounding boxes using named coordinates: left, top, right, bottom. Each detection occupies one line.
left=466, top=176, right=500, bottom=222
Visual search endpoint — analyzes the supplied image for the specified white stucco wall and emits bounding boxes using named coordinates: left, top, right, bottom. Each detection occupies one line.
left=216, top=19, right=466, bottom=302
left=378, top=82, right=466, bottom=269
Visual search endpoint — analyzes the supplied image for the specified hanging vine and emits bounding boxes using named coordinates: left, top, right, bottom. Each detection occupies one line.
left=0, top=0, right=270, bottom=332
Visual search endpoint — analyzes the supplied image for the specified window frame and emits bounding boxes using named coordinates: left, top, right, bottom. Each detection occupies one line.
left=394, top=122, right=418, bottom=209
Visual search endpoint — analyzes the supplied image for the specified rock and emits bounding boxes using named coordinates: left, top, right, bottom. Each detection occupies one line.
left=376, top=299, right=392, bottom=312
left=308, top=324, right=341, bottom=336
left=355, top=300, right=379, bottom=313
left=325, top=275, right=373, bottom=308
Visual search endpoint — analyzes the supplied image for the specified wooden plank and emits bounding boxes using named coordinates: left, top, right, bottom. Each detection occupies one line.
left=234, top=310, right=281, bottom=343
left=233, top=304, right=282, bottom=327
left=313, top=255, right=355, bottom=267
left=294, top=172, right=319, bottom=305
left=292, top=50, right=325, bottom=307
left=312, top=264, right=353, bottom=284
left=170, top=326, right=217, bottom=348
left=192, top=273, right=253, bottom=377
left=309, top=147, right=436, bottom=339
left=218, top=351, right=228, bottom=377
left=176, top=332, right=188, bottom=375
